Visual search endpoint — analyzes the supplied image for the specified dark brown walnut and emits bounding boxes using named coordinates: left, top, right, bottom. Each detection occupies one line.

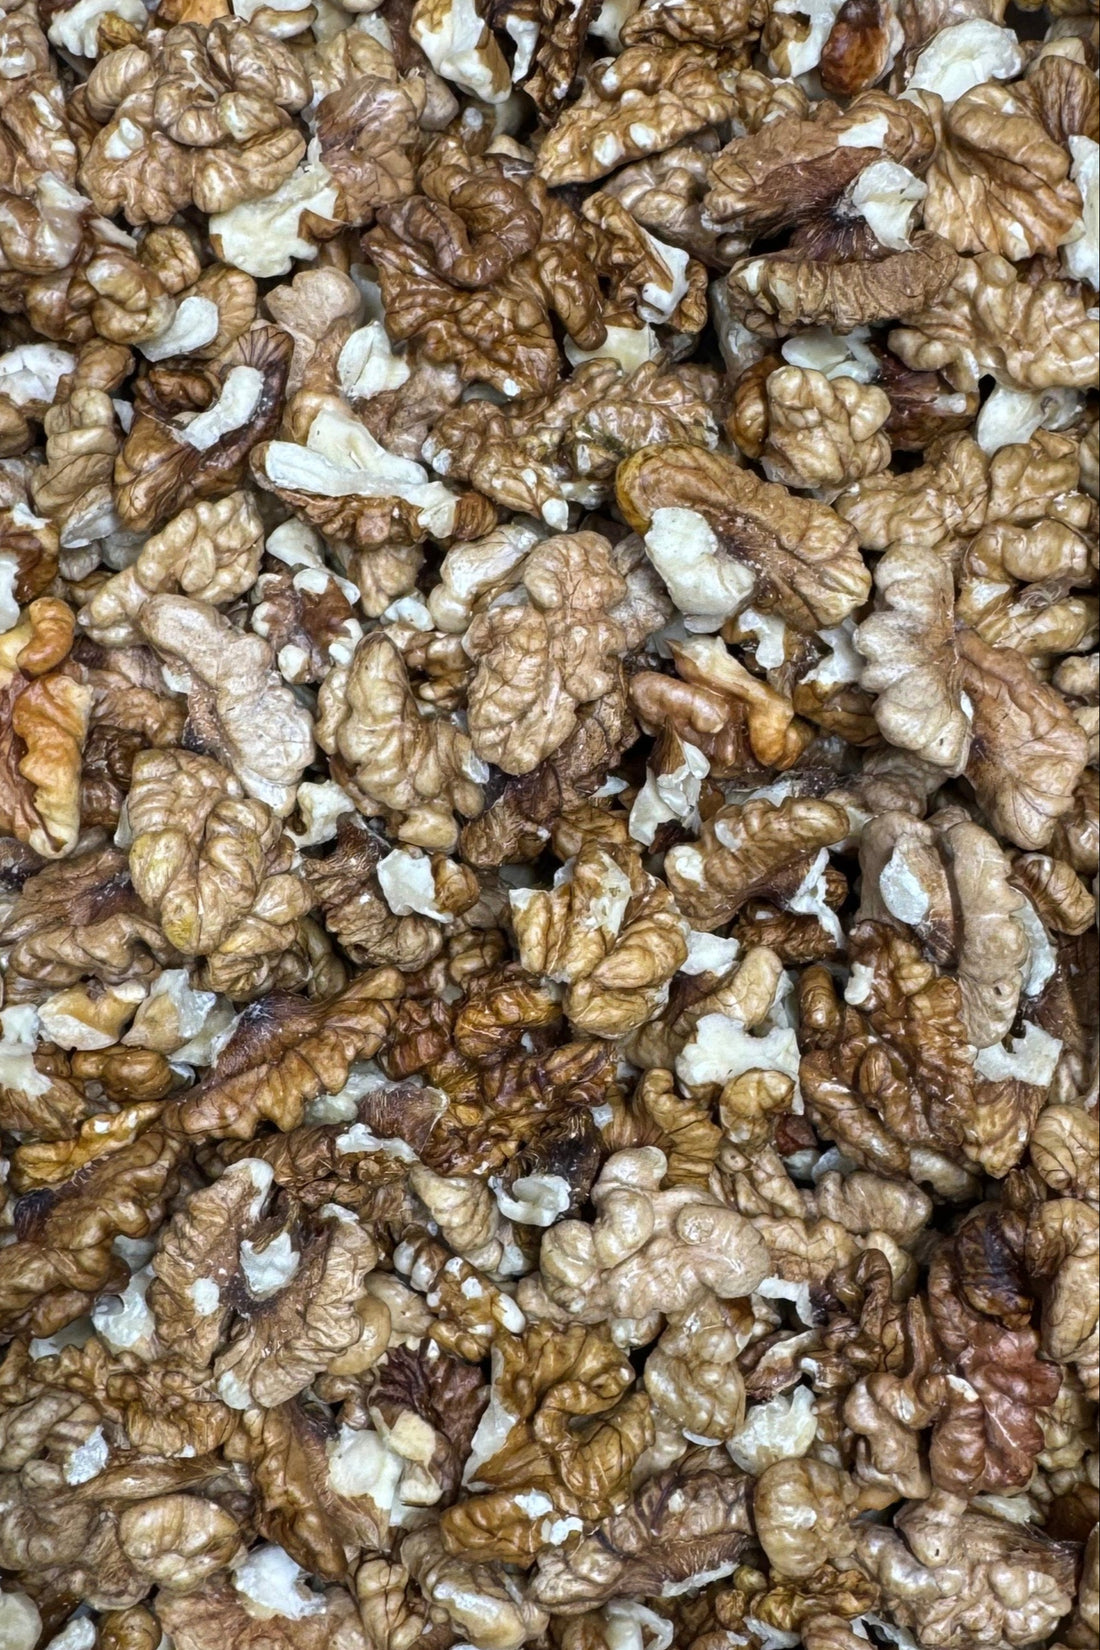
left=531, top=1454, right=754, bottom=1610
left=114, top=325, right=290, bottom=532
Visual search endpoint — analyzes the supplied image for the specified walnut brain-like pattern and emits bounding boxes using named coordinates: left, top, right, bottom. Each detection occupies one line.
left=0, top=1, right=1095, bottom=1646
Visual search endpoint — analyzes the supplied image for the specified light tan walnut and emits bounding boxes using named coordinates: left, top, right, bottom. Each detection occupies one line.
left=665, top=796, right=849, bottom=930
left=465, top=532, right=627, bottom=776
left=79, top=491, right=263, bottom=646
left=126, top=748, right=314, bottom=1000
left=316, top=630, right=484, bottom=850
left=138, top=594, right=314, bottom=817
left=511, top=841, right=688, bottom=1036
left=616, top=442, right=870, bottom=633
left=527, top=1145, right=769, bottom=1322
left=759, top=365, right=892, bottom=491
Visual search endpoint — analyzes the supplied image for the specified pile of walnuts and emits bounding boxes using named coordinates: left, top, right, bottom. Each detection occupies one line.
left=0, top=0, right=1096, bottom=1639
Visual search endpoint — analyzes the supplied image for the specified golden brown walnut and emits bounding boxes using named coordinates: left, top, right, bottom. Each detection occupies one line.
left=79, top=491, right=263, bottom=647
left=527, top=1145, right=769, bottom=1322
left=670, top=634, right=814, bottom=769
left=511, top=841, right=688, bottom=1036
left=755, top=1459, right=861, bottom=1579
left=602, top=137, right=750, bottom=268
left=1026, top=1197, right=1099, bottom=1398
left=836, top=430, right=989, bottom=554
left=368, top=137, right=612, bottom=396
left=1030, top=1104, right=1099, bottom=1203
left=665, top=796, right=849, bottom=931
left=138, top=594, right=314, bottom=818
left=644, top=1297, right=748, bottom=1440
left=314, top=73, right=426, bottom=224
left=855, top=1498, right=1077, bottom=1649
left=890, top=251, right=1100, bottom=394
left=424, top=359, right=719, bottom=528
left=957, top=629, right=1090, bottom=851
left=617, top=443, right=871, bottom=633
left=251, top=393, right=491, bottom=556
left=855, top=543, right=970, bottom=771
left=535, top=47, right=739, bottom=186
left=460, top=686, right=636, bottom=867
left=0, top=598, right=91, bottom=859
left=705, top=92, right=934, bottom=236
left=582, top=189, right=707, bottom=332
left=922, top=73, right=1088, bottom=261
left=530, top=1456, right=753, bottom=1610
left=316, top=630, right=484, bottom=851
left=726, top=233, right=958, bottom=336
left=758, top=365, right=892, bottom=491
left=157, top=1577, right=372, bottom=1650
left=177, top=966, right=401, bottom=1137
left=30, top=384, right=120, bottom=548
left=401, top=1523, right=548, bottom=1650
left=442, top=1321, right=651, bottom=1559
left=80, top=20, right=311, bottom=225
left=126, top=747, right=314, bottom=999
left=465, top=532, right=627, bottom=776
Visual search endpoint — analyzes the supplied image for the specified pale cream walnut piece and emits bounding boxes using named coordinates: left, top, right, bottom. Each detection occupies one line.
left=208, top=140, right=340, bottom=279
left=665, top=796, right=850, bottom=930
left=137, top=595, right=314, bottom=817
left=78, top=491, right=263, bottom=646
left=890, top=251, right=1100, bottom=394
left=534, top=46, right=740, bottom=186
left=904, top=20, right=1023, bottom=105
left=410, top=0, right=511, bottom=101
left=758, top=365, right=892, bottom=492
left=252, top=396, right=482, bottom=551
left=616, top=443, right=871, bottom=635
left=725, top=232, right=959, bottom=338
left=526, top=1146, right=769, bottom=1324
left=1062, top=134, right=1099, bottom=285
left=427, top=522, right=544, bottom=633
left=126, top=747, right=315, bottom=1000
left=510, top=840, right=688, bottom=1036
left=704, top=91, right=935, bottom=238
left=316, top=629, right=485, bottom=850
left=854, top=1498, right=1077, bottom=1648
left=464, top=532, right=628, bottom=776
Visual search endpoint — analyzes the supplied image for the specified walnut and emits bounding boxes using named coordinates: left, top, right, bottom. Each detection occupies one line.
left=526, top=1145, right=769, bottom=1323
left=602, top=137, right=750, bottom=268
left=891, top=250, right=1100, bottom=394
left=511, top=841, right=688, bottom=1036
left=79, top=491, right=263, bottom=647
left=79, top=21, right=311, bottom=225
left=616, top=443, right=871, bottom=634
left=756, top=365, right=892, bottom=492
left=665, top=796, right=849, bottom=931
left=535, top=47, right=739, bottom=186
left=138, top=595, right=314, bottom=817
left=316, top=630, right=484, bottom=850
left=705, top=92, right=935, bottom=238
left=726, top=233, right=958, bottom=337
left=465, top=532, right=627, bottom=775
left=424, top=359, right=719, bottom=529
left=0, top=598, right=91, bottom=859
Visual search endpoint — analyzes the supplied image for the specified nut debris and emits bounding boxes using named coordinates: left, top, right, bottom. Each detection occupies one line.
left=0, top=0, right=1095, bottom=1645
